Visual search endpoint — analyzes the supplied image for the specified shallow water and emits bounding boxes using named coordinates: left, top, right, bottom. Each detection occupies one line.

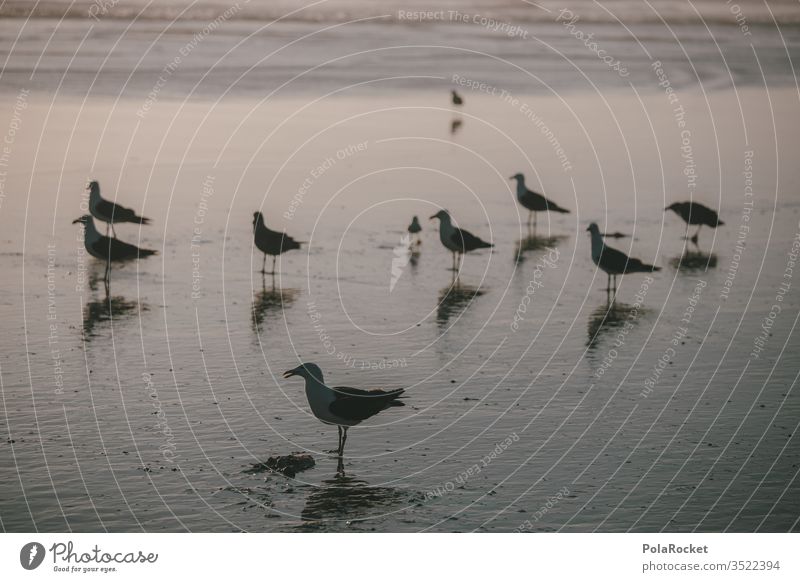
left=1, top=7, right=800, bottom=532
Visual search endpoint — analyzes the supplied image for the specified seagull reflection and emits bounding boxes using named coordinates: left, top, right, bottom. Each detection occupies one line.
left=300, top=470, right=411, bottom=528
left=586, top=299, right=641, bottom=350
left=669, top=248, right=717, bottom=272
left=251, top=275, right=298, bottom=332
left=450, top=116, right=463, bottom=135
left=83, top=290, right=142, bottom=340
left=514, top=234, right=565, bottom=264
left=437, top=282, right=484, bottom=327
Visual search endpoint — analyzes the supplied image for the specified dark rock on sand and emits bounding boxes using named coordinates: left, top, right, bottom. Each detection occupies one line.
left=246, top=453, right=315, bottom=477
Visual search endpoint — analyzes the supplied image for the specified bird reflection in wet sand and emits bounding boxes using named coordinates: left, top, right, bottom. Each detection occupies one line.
left=437, top=282, right=484, bottom=327
left=299, top=471, right=412, bottom=529
left=670, top=248, right=718, bottom=272
left=514, top=234, right=565, bottom=264
left=450, top=116, right=463, bottom=135
left=251, top=274, right=298, bottom=332
left=586, top=300, right=641, bottom=349
left=83, top=290, right=142, bottom=340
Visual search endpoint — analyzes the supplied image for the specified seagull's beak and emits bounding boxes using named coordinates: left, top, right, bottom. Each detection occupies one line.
left=585, top=226, right=591, bottom=232
left=508, top=176, right=514, bottom=180
left=72, top=217, right=82, bottom=224
left=429, top=214, right=437, bottom=220
left=282, top=369, right=296, bottom=379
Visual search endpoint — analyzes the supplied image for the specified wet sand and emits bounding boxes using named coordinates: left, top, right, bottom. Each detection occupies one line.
left=0, top=83, right=798, bottom=531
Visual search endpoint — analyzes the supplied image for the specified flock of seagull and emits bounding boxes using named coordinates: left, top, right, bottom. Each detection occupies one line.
left=71, top=92, right=725, bottom=462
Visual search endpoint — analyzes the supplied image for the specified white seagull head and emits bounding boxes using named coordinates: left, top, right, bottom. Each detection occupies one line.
left=282, top=362, right=324, bottom=383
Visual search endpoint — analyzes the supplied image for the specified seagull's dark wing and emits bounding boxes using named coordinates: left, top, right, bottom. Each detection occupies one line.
left=95, top=198, right=150, bottom=224
left=256, top=224, right=301, bottom=254
left=450, top=228, right=492, bottom=253
left=329, top=386, right=405, bottom=422
left=91, top=234, right=156, bottom=261
left=599, top=244, right=658, bottom=273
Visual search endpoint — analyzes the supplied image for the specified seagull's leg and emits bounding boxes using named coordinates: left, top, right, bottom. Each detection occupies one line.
left=261, top=253, right=266, bottom=274
left=111, top=222, right=117, bottom=238
left=271, top=255, right=277, bottom=275
left=336, top=425, right=342, bottom=456
left=691, top=224, right=701, bottom=245
left=340, top=427, right=348, bottom=458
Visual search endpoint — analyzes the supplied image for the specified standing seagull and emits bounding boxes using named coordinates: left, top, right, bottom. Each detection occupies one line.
left=666, top=201, right=724, bottom=244
left=253, top=211, right=302, bottom=274
left=587, top=223, right=659, bottom=295
left=430, top=210, right=493, bottom=271
left=282, top=363, right=405, bottom=459
left=451, top=90, right=463, bottom=106
left=408, top=215, right=422, bottom=245
left=73, top=215, right=157, bottom=280
left=509, top=173, right=570, bottom=230
left=88, top=181, right=151, bottom=238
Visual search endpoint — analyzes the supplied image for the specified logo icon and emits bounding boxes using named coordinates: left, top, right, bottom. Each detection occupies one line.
left=20, top=542, right=46, bottom=570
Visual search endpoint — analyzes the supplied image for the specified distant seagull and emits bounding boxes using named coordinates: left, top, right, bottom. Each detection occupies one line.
left=408, top=215, right=422, bottom=245
left=282, top=363, right=405, bottom=458
left=509, top=173, right=570, bottom=229
left=666, top=201, right=724, bottom=244
left=587, top=223, right=660, bottom=293
left=430, top=209, right=493, bottom=271
left=253, top=211, right=302, bottom=274
left=73, top=215, right=156, bottom=279
left=88, top=180, right=151, bottom=238
left=451, top=90, right=463, bottom=106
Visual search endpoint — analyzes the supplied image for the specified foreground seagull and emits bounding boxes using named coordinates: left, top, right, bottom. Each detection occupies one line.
left=509, top=173, right=570, bottom=229
left=451, top=90, right=463, bottom=106
left=73, top=215, right=157, bottom=279
left=587, top=223, right=660, bottom=293
left=282, top=363, right=405, bottom=458
left=666, top=201, right=724, bottom=244
left=88, top=181, right=151, bottom=238
left=430, top=210, right=493, bottom=271
left=253, top=211, right=302, bottom=274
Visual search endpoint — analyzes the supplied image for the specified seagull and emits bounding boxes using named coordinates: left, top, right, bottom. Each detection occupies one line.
left=430, top=209, right=493, bottom=271
left=509, top=173, right=570, bottom=229
left=87, top=180, right=151, bottom=238
left=451, top=90, right=463, bottom=106
left=73, top=215, right=157, bottom=279
left=282, top=363, right=405, bottom=459
left=666, top=201, right=724, bottom=244
left=408, top=215, right=422, bottom=245
left=587, top=223, right=660, bottom=294
left=253, top=211, right=302, bottom=274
